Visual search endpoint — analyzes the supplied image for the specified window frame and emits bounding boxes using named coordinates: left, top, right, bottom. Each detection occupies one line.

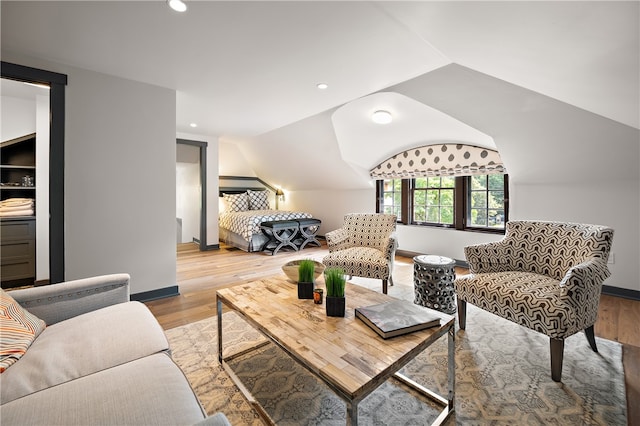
left=376, top=174, right=509, bottom=234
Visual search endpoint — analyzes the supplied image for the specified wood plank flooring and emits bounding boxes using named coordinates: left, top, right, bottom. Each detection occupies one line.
left=145, top=242, right=640, bottom=425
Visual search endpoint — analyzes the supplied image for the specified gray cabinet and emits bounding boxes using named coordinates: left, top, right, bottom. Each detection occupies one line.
left=1, top=217, right=36, bottom=287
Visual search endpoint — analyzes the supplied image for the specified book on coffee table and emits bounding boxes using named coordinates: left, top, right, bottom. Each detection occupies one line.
left=355, top=300, right=441, bottom=339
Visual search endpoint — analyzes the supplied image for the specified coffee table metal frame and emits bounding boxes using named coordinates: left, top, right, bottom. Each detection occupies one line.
left=217, top=279, right=455, bottom=426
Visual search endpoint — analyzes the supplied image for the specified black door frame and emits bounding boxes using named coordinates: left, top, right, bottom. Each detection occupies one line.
left=2, top=61, right=67, bottom=283
left=176, top=138, right=208, bottom=251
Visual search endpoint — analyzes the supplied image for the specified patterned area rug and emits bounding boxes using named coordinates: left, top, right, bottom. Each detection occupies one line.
left=165, top=304, right=626, bottom=425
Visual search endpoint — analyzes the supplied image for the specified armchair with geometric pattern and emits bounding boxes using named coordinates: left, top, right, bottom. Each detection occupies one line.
left=322, top=213, right=398, bottom=294
left=454, top=220, right=614, bottom=382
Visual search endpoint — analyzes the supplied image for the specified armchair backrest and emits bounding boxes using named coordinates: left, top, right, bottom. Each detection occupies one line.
left=503, top=220, right=614, bottom=280
left=343, top=213, right=397, bottom=251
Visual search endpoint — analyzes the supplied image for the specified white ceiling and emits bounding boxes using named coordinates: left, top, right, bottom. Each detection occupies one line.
left=2, top=0, right=638, bottom=143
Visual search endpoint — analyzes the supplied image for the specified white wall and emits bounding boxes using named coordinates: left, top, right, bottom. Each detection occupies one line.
left=4, top=53, right=179, bottom=296
left=0, top=96, right=35, bottom=141
left=286, top=188, right=375, bottom=236
left=511, top=180, right=639, bottom=293
left=64, top=66, right=177, bottom=295
left=219, top=140, right=256, bottom=176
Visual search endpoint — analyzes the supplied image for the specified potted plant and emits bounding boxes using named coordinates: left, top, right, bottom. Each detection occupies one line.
left=324, top=267, right=346, bottom=317
left=297, top=259, right=316, bottom=299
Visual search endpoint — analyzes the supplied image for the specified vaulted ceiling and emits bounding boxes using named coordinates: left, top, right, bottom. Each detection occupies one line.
left=2, top=1, right=638, bottom=190
left=3, top=1, right=637, bottom=135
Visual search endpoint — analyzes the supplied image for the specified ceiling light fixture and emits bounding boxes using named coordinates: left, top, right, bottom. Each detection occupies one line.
left=168, top=0, right=187, bottom=12
left=371, top=110, right=393, bottom=124
left=189, top=123, right=198, bottom=128
left=316, top=83, right=328, bottom=90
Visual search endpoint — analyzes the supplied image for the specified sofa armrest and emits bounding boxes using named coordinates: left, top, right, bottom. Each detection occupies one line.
left=463, top=240, right=512, bottom=273
left=325, top=227, right=350, bottom=252
left=384, top=233, right=398, bottom=259
left=559, top=258, right=610, bottom=325
left=10, top=273, right=130, bottom=325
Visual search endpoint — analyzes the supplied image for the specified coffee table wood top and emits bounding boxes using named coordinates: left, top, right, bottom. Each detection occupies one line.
left=216, top=276, right=455, bottom=401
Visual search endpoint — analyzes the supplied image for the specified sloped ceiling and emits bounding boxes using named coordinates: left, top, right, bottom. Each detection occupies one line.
left=2, top=1, right=638, bottom=190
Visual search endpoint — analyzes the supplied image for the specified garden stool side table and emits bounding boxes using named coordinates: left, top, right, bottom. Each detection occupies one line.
left=413, top=254, right=457, bottom=314
left=259, top=220, right=299, bottom=255
left=294, top=218, right=322, bottom=249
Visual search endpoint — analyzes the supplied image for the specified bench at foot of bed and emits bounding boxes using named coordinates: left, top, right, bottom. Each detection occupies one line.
left=259, top=220, right=300, bottom=255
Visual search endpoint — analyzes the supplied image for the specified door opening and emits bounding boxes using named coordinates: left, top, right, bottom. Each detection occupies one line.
left=176, top=139, right=207, bottom=251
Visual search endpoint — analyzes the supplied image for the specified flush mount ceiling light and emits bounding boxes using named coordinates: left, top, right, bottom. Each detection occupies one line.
left=168, top=0, right=187, bottom=12
left=189, top=123, right=198, bottom=128
left=371, top=110, right=393, bottom=124
left=316, top=83, right=328, bottom=90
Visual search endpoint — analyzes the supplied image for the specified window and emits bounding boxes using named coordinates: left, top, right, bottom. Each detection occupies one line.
left=412, top=177, right=454, bottom=225
left=376, top=174, right=509, bottom=233
left=379, top=178, right=402, bottom=219
left=468, top=174, right=506, bottom=229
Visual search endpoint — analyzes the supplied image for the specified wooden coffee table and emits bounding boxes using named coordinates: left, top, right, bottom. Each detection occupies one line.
left=216, top=276, right=455, bottom=426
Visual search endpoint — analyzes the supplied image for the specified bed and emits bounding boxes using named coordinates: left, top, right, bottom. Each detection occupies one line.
left=218, top=182, right=313, bottom=252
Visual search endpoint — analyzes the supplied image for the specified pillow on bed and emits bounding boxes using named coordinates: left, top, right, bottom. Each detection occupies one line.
left=247, top=189, right=270, bottom=210
left=223, top=192, right=249, bottom=212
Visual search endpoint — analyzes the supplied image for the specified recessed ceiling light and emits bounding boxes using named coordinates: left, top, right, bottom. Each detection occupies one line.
left=168, top=0, right=187, bottom=12
left=371, top=110, right=393, bottom=124
left=316, top=83, right=328, bottom=90
left=189, top=123, right=198, bottom=128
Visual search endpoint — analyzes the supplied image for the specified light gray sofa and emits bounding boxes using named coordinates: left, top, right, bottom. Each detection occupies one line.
left=0, top=274, right=230, bottom=426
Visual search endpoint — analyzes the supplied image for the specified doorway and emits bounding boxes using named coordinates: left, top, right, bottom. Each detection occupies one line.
left=1, top=62, right=67, bottom=285
left=176, top=139, right=207, bottom=251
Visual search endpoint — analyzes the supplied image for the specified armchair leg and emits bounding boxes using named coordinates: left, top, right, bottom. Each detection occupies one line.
left=389, top=275, right=394, bottom=287
left=585, top=325, right=598, bottom=352
left=382, top=279, right=388, bottom=294
left=550, top=338, right=564, bottom=382
left=457, top=299, right=467, bottom=330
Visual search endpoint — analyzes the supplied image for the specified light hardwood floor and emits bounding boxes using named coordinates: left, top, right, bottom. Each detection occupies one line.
left=145, top=242, right=640, bottom=425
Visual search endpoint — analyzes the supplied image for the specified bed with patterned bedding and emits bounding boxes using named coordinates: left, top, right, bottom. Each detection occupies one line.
left=218, top=190, right=313, bottom=252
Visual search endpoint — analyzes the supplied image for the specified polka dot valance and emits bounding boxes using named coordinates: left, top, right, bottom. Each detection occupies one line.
left=369, top=143, right=505, bottom=179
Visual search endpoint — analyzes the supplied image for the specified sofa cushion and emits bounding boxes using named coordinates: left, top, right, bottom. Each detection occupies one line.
left=1, top=301, right=169, bottom=404
left=323, top=247, right=390, bottom=279
left=0, top=353, right=206, bottom=426
left=455, top=271, right=579, bottom=338
left=0, top=290, right=46, bottom=373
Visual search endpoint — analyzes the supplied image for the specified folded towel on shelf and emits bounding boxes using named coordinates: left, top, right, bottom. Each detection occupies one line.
left=0, top=208, right=34, bottom=217
left=0, top=198, right=35, bottom=217
left=1, top=198, right=34, bottom=208
left=0, top=204, right=34, bottom=212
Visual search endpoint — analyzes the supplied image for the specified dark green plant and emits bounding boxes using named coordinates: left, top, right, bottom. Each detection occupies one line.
left=298, top=259, right=316, bottom=283
left=324, top=267, right=346, bottom=297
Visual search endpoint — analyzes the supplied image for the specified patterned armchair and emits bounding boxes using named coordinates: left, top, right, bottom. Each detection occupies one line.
left=454, top=220, right=614, bottom=382
left=322, top=213, right=398, bottom=294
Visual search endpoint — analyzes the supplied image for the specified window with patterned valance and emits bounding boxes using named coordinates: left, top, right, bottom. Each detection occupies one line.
left=369, top=143, right=505, bottom=179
